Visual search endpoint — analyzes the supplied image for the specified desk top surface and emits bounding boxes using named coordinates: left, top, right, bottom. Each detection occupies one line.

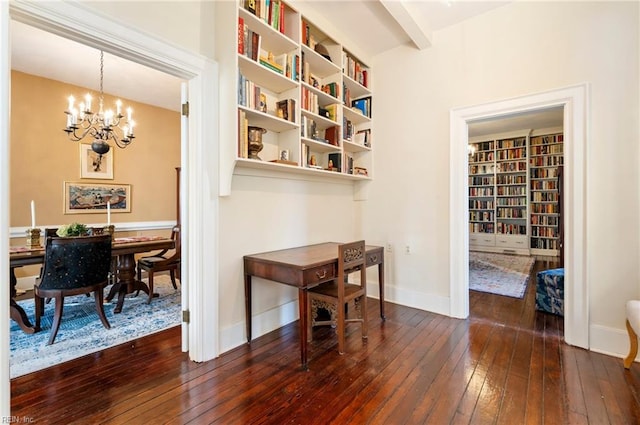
left=244, top=242, right=382, bottom=268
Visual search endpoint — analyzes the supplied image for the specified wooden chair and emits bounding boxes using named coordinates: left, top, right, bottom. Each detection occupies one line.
left=624, top=300, right=640, bottom=368
left=34, top=234, right=113, bottom=345
left=307, top=240, right=368, bottom=354
left=137, top=225, right=181, bottom=304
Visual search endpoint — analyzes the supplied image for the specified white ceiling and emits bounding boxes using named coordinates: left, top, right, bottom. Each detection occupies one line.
left=10, top=0, right=561, bottom=131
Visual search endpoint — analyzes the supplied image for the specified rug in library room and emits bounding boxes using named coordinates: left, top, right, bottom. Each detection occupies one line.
left=469, top=252, right=535, bottom=298
left=9, top=275, right=181, bottom=379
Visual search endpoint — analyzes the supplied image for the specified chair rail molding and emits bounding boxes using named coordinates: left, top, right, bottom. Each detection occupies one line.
left=1, top=2, right=220, bottom=415
left=449, top=83, right=589, bottom=350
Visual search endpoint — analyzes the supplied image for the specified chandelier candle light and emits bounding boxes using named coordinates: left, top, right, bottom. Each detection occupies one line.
left=63, top=50, right=135, bottom=158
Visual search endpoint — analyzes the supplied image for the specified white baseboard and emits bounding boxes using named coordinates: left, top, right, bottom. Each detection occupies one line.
left=589, top=323, right=638, bottom=363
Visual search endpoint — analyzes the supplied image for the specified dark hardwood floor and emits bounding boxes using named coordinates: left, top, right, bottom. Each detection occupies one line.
left=10, top=259, right=640, bottom=424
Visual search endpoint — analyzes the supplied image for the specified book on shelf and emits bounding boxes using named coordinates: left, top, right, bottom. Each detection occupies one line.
left=259, top=51, right=284, bottom=74
left=352, top=96, right=371, bottom=118
left=325, top=103, right=339, bottom=122
left=238, top=22, right=261, bottom=61
left=343, top=117, right=353, bottom=141
left=238, top=17, right=245, bottom=55
left=321, top=82, right=340, bottom=99
left=328, top=152, right=342, bottom=173
left=354, top=166, right=368, bottom=176
left=243, top=0, right=286, bottom=34
left=238, top=109, right=249, bottom=159
left=354, top=129, right=371, bottom=147
left=324, top=125, right=340, bottom=146
left=276, top=99, right=296, bottom=123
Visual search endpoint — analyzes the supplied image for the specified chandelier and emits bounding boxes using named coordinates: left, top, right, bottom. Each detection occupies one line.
left=63, top=50, right=135, bottom=157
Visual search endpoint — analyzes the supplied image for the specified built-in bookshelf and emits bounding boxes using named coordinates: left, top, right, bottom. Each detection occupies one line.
left=468, top=129, right=564, bottom=256
left=529, top=130, right=564, bottom=255
left=217, top=0, right=373, bottom=190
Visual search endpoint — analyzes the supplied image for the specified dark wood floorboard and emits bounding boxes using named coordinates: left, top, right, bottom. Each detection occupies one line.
left=10, top=259, right=640, bottom=424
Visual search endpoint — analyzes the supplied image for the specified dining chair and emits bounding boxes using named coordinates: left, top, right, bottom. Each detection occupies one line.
left=34, top=234, right=113, bottom=345
left=624, top=300, right=640, bottom=369
left=307, top=240, right=368, bottom=354
left=137, top=225, right=181, bottom=304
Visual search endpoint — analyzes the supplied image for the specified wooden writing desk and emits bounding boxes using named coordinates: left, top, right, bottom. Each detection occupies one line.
left=10, top=236, right=174, bottom=333
left=243, top=242, right=385, bottom=369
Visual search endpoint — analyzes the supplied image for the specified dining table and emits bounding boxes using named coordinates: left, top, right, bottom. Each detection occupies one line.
left=9, top=235, right=175, bottom=334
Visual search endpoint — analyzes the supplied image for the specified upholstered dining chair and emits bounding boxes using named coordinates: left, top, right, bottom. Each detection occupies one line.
left=307, top=240, right=368, bottom=354
left=34, top=234, right=112, bottom=345
left=137, top=225, right=181, bottom=304
left=624, top=300, right=640, bottom=369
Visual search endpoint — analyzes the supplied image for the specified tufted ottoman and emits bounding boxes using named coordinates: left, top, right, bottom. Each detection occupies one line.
left=535, top=268, right=564, bottom=316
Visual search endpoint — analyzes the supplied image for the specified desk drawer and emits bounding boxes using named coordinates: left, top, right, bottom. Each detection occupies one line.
left=303, top=264, right=336, bottom=285
left=366, top=251, right=383, bottom=266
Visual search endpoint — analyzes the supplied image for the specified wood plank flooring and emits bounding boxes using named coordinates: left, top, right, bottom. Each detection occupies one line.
left=10, top=259, right=640, bottom=424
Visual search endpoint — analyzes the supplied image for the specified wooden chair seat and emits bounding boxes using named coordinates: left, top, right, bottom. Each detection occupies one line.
left=137, top=225, right=181, bottom=304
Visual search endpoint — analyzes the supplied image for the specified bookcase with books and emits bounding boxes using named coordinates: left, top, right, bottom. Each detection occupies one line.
left=216, top=0, right=373, bottom=194
left=529, top=128, right=564, bottom=256
left=468, top=131, right=530, bottom=255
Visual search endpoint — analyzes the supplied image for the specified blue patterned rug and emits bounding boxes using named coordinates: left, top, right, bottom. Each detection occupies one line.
left=10, top=276, right=180, bottom=379
left=469, top=252, right=535, bottom=298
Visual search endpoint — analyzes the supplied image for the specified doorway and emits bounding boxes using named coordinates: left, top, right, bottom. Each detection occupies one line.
left=449, top=84, right=589, bottom=350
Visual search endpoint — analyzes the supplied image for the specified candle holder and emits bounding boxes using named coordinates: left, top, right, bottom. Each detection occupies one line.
left=26, top=228, right=42, bottom=249
left=103, top=225, right=115, bottom=240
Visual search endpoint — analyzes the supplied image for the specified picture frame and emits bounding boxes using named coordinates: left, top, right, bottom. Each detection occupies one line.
left=80, top=143, right=113, bottom=179
left=64, top=182, right=131, bottom=214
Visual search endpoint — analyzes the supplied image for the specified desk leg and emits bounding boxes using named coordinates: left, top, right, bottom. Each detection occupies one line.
left=106, top=253, right=152, bottom=314
left=244, top=273, right=252, bottom=343
left=378, top=260, right=386, bottom=321
left=298, top=288, right=309, bottom=370
left=9, top=267, right=37, bottom=333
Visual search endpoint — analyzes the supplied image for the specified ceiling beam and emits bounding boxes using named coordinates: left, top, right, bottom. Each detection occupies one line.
left=380, top=0, right=432, bottom=50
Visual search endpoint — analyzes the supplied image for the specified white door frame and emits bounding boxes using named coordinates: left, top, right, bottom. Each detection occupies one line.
left=449, top=84, right=589, bottom=349
left=1, top=1, right=220, bottom=416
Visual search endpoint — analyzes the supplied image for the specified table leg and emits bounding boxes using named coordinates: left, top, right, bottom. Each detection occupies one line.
left=244, top=273, right=252, bottom=343
left=298, top=288, right=309, bottom=370
left=106, top=253, right=153, bottom=314
left=378, top=259, right=386, bottom=321
left=9, top=267, right=37, bottom=333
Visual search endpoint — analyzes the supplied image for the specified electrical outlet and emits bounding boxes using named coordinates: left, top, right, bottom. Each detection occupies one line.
left=405, top=245, right=411, bottom=254
left=386, top=243, right=393, bottom=253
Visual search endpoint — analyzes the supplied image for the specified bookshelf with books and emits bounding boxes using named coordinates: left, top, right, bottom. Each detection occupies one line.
left=468, top=131, right=530, bottom=255
left=216, top=0, right=374, bottom=194
left=529, top=128, right=564, bottom=256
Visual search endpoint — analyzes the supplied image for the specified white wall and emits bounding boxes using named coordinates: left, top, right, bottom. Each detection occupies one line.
left=367, top=1, right=639, bottom=356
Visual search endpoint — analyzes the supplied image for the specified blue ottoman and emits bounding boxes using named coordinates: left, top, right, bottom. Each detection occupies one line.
left=535, top=268, right=564, bottom=316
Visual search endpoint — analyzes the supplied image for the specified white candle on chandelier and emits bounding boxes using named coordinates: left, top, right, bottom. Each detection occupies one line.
left=71, top=108, right=78, bottom=125
left=127, top=107, right=132, bottom=122
left=129, top=120, right=135, bottom=135
left=104, top=110, right=113, bottom=127
left=116, top=100, right=122, bottom=116
left=30, top=200, right=35, bottom=229
left=85, top=93, right=92, bottom=112
left=66, top=114, right=72, bottom=128
left=67, top=96, right=75, bottom=112
left=79, top=102, right=85, bottom=120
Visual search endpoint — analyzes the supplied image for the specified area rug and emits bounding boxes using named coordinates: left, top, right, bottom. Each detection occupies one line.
left=9, top=276, right=180, bottom=379
left=469, top=252, right=535, bottom=298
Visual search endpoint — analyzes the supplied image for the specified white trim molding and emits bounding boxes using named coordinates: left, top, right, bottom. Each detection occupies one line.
left=449, top=83, right=589, bottom=350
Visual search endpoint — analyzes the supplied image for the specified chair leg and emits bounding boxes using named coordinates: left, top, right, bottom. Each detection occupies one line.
left=47, top=295, right=64, bottom=345
left=94, top=288, right=111, bottom=330
left=170, top=269, right=178, bottom=289
left=34, top=293, right=43, bottom=329
left=624, top=319, right=638, bottom=369
left=337, top=300, right=346, bottom=355
left=147, top=271, right=154, bottom=304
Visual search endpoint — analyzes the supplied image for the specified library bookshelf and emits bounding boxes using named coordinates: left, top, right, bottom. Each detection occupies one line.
left=468, top=128, right=564, bottom=257
left=216, top=0, right=373, bottom=195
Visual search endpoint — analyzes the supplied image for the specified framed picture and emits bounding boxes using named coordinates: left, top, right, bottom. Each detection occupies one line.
left=64, top=182, right=131, bottom=214
left=80, top=143, right=113, bottom=179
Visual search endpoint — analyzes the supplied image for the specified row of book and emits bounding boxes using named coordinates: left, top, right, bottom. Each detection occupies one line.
left=496, top=138, right=527, bottom=149
left=496, top=208, right=526, bottom=218
left=496, top=224, right=527, bottom=235
left=497, top=198, right=526, bottom=206
left=531, top=227, right=558, bottom=238
left=496, top=148, right=526, bottom=160
left=530, top=180, right=558, bottom=190
left=238, top=73, right=266, bottom=113
left=469, top=187, right=494, bottom=197
left=243, top=0, right=287, bottom=34
left=531, top=144, right=563, bottom=155
left=531, top=203, right=559, bottom=214
left=238, top=18, right=261, bottom=61
left=469, top=177, right=493, bottom=186
left=469, top=223, right=494, bottom=233
left=497, top=186, right=526, bottom=195
left=469, top=200, right=495, bottom=209
left=275, top=99, right=296, bottom=123
left=470, top=141, right=494, bottom=152
left=531, top=134, right=563, bottom=145
left=343, top=52, right=368, bottom=88
left=531, top=215, right=559, bottom=226
left=469, top=211, right=494, bottom=222
left=470, top=152, right=494, bottom=163
left=531, top=192, right=558, bottom=202
left=301, top=87, right=319, bottom=115
left=497, top=175, right=526, bottom=184
left=531, top=239, right=560, bottom=249
left=497, top=161, right=527, bottom=172
left=530, top=168, right=559, bottom=178
left=530, top=156, right=564, bottom=167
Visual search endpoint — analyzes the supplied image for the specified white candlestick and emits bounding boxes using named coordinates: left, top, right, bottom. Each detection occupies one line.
left=107, top=201, right=111, bottom=226
left=30, top=200, right=35, bottom=229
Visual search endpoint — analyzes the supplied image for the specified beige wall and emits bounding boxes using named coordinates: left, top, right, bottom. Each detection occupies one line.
left=10, top=71, right=181, bottom=229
